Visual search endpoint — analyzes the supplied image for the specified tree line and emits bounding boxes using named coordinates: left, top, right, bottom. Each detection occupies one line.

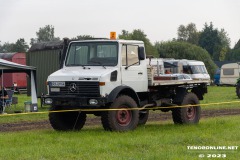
left=0, top=25, right=94, bottom=53
left=0, top=23, right=240, bottom=77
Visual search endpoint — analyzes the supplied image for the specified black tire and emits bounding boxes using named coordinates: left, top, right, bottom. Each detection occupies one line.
left=138, top=110, right=149, bottom=125
left=49, top=105, right=86, bottom=131
left=101, top=95, right=139, bottom=131
left=236, top=83, right=240, bottom=98
left=172, top=92, right=201, bottom=124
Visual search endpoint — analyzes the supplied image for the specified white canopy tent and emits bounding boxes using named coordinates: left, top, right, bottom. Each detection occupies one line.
left=0, top=59, right=38, bottom=111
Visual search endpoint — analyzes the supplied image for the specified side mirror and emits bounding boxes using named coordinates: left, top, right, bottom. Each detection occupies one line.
left=138, top=47, right=145, bottom=60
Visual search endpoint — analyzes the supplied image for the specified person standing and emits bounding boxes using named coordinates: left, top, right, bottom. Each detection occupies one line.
left=0, top=85, right=9, bottom=113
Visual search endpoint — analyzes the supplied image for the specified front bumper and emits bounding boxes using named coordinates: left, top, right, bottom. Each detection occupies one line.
left=42, top=95, right=108, bottom=108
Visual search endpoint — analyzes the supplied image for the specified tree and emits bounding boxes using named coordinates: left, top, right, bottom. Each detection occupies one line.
left=155, top=41, right=217, bottom=78
left=120, top=30, right=130, bottom=39
left=198, top=22, right=230, bottom=61
left=12, top=38, right=29, bottom=52
left=72, top=35, right=94, bottom=40
left=118, top=29, right=158, bottom=57
left=30, top=25, right=60, bottom=45
left=177, top=23, right=200, bottom=45
left=225, top=39, right=240, bottom=60
left=0, top=38, right=29, bottom=53
left=233, top=39, right=240, bottom=49
left=0, top=42, right=14, bottom=52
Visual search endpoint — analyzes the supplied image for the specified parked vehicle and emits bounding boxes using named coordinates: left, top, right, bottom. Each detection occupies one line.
left=163, top=59, right=210, bottom=81
left=219, top=63, right=240, bottom=86
left=43, top=37, right=209, bottom=132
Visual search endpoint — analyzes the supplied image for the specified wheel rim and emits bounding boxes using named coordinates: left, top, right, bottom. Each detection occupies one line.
left=186, top=105, right=196, bottom=120
left=116, top=107, right=132, bottom=126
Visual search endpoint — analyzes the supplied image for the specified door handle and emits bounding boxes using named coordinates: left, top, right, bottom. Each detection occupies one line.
left=138, top=72, right=143, bottom=75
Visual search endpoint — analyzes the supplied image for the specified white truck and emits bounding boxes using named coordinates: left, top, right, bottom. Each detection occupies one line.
left=44, top=38, right=209, bottom=132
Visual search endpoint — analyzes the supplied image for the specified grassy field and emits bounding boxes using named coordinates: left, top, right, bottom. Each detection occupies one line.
left=201, top=86, right=240, bottom=109
left=0, top=86, right=240, bottom=159
left=0, top=115, right=239, bottom=159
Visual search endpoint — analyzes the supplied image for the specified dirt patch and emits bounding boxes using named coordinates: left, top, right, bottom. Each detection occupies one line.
left=1, top=108, right=240, bottom=132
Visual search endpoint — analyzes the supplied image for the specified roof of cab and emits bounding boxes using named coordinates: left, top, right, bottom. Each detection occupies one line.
left=70, top=39, right=144, bottom=44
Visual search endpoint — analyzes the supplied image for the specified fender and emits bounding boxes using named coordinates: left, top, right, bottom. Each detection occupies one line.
left=107, top=85, right=140, bottom=106
left=173, top=87, right=187, bottom=104
left=191, top=85, right=206, bottom=100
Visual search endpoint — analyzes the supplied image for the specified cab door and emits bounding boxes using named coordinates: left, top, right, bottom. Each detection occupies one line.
left=120, top=44, right=148, bottom=92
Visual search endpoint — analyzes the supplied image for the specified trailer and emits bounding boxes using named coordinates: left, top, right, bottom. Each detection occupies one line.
left=0, top=52, right=27, bottom=91
left=43, top=37, right=209, bottom=132
left=220, top=62, right=240, bottom=86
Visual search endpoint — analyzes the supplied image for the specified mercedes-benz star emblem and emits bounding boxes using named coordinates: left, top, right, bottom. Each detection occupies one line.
left=69, top=83, right=77, bottom=92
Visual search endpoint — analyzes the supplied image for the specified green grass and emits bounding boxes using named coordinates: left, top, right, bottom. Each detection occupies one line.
left=0, top=94, right=49, bottom=124
left=201, top=86, right=240, bottom=110
left=0, top=86, right=240, bottom=159
left=0, top=116, right=239, bottom=160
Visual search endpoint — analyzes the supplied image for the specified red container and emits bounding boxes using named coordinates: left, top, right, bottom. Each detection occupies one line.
left=0, top=53, right=27, bottom=89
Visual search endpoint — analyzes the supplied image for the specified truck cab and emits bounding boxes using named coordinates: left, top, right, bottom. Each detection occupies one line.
left=46, top=40, right=148, bottom=106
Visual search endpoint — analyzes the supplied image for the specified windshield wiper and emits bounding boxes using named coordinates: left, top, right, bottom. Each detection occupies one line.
left=80, top=65, right=91, bottom=69
left=66, top=64, right=90, bottom=69
left=89, top=60, right=106, bottom=69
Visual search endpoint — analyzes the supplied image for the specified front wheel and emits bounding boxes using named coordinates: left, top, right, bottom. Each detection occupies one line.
left=172, top=92, right=201, bottom=124
left=101, top=95, right=139, bottom=131
left=49, top=105, right=87, bottom=131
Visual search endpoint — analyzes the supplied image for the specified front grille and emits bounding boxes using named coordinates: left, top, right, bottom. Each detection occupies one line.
left=50, top=81, right=100, bottom=97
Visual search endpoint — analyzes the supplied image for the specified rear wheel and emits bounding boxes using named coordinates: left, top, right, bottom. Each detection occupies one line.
left=172, top=92, right=201, bottom=124
left=101, top=95, right=139, bottom=131
left=49, top=105, right=86, bottom=131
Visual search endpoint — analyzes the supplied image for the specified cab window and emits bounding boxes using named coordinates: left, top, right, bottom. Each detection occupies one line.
left=121, top=45, right=139, bottom=66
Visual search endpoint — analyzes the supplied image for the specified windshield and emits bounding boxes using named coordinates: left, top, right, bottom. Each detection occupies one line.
left=190, top=65, right=208, bottom=74
left=65, top=42, right=118, bottom=66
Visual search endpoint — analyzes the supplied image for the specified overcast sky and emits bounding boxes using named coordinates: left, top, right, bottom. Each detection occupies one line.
left=0, top=0, right=240, bottom=48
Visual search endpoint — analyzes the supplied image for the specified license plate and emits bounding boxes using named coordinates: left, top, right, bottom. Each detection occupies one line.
left=50, top=81, right=65, bottom=87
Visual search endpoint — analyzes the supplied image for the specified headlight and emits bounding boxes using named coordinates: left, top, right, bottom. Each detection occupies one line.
left=89, top=99, right=98, bottom=105
left=45, top=98, right=53, bottom=104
